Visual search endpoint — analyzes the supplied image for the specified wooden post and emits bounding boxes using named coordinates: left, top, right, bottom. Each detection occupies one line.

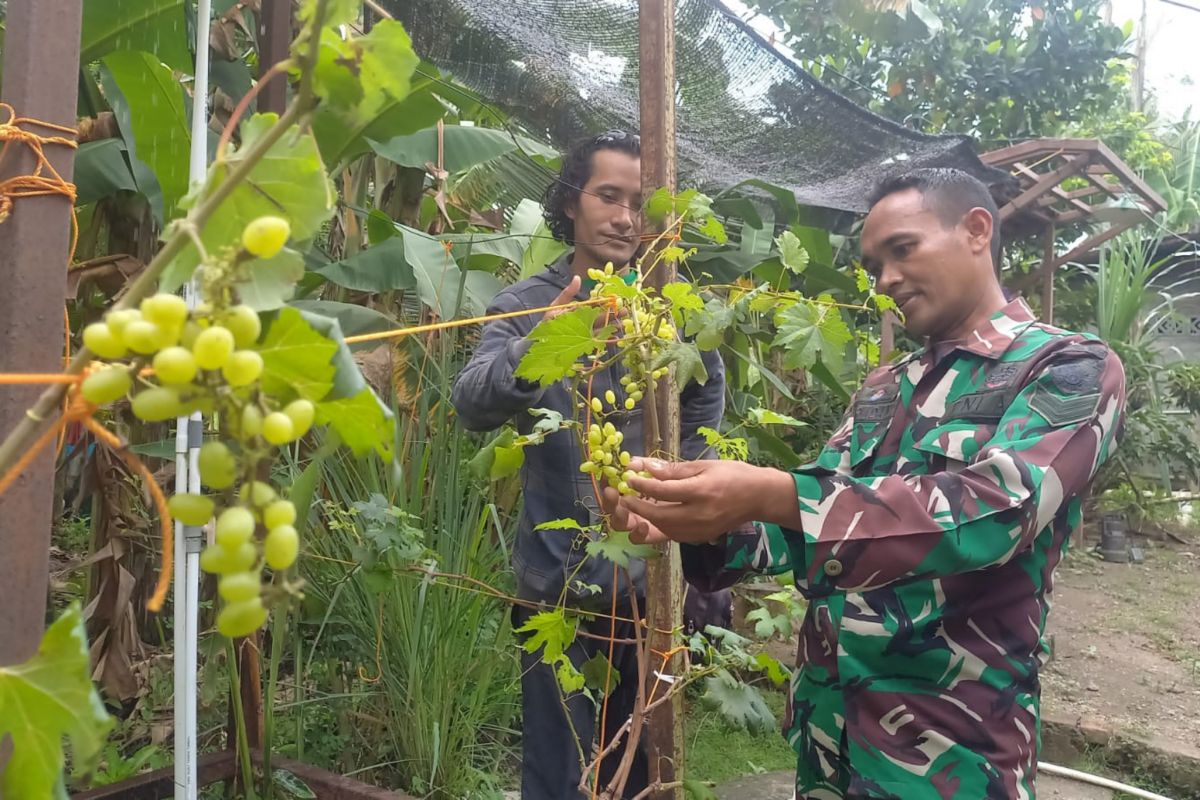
left=639, top=1, right=683, bottom=797
left=258, top=0, right=292, bottom=114
left=0, top=0, right=84, bottom=668
left=1041, top=224, right=1055, bottom=324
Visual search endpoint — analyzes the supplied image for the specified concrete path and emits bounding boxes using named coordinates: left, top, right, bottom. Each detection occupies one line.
left=714, top=770, right=1114, bottom=799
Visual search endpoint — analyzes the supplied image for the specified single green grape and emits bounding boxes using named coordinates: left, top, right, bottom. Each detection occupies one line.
left=123, top=320, right=166, bottom=355
left=264, top=524, right=299, bottom=570
left=217, top=597, right=268, bottom=638
left=180, top=320, right=204, bottom=349
left=200, top=541, right=257, bottom=575
left=80, top=368, right=132, bottom=407
left=591, top=397, right=603, bottom=414
left=153, top=347, right=198, bottom=385
left=218, top=571, right=262, bottom=602
left=141, top=294, right=189, bottom=329
left=192, top=326, right=235, bottom=370
left=104, top=309, right=140, bottom=338
left=83, top=322, right=127, bottom=359
left=215, top=507, right=255, bottom=549
left=241, top=216, right=291, bottom=259
left=283, top=399, right=315, bottom=437
left=238, top=481, right=276, bottom=508
left=262, top=412, right=295, bottom=445
left=198, top=441, right=237, bottom=489
left=131, top=386, right=183, bottom=421
left=222, top=350, right=263, bottom=387
left=262, top=499, right=296, bottom=530
left=168, top=493, right=214, bottom=526
left=240, top=405, right=263, bottom=439
left=222, top=306, right=261, bottom=348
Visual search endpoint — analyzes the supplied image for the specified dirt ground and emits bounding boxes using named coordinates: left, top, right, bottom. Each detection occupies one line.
left=1043, top=533, right=1200, bottom=751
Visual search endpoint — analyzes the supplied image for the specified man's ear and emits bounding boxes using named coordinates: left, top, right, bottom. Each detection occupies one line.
left=565, top=199, right=578, bottom=222
left=963, top=207, right=994, bottom=257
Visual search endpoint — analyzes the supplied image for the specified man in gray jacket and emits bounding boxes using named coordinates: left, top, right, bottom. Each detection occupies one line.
left=451, top=130, right=727, bottom=799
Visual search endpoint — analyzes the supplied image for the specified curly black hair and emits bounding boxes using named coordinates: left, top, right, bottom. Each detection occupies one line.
left=869, top=168, right=1003, bottom=274
left=543, top=130, right=641, bottom=245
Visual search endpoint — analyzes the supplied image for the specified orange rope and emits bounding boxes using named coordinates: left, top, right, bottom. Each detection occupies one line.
left=0, top=102, right=79, bottom=262
left=344, top=296, right=613, bottom=345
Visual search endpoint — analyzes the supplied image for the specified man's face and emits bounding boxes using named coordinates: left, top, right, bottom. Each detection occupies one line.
left=861, top=187, right=992, bottom=340
left=568, top=149, right=643, bottom=269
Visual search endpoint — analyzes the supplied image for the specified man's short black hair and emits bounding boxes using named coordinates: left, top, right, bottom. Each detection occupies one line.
left=544, top=130, right=641, bottom=245
left=868, top=168, right=1003, bottom=274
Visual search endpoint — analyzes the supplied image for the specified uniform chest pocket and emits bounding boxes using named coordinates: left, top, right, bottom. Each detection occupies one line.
left=912, top=420, right=997, bottom=467
left=849, top=384, right=898, bottom=468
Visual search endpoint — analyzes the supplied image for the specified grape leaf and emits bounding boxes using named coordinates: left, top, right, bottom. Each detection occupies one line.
left=316, top=387, right=394, bottom=460
left=684, top=299, right=738, bottom=351
left=652, top=341, right=709, bottom=388
left=555, top=658, right=586, bottom=694
left=771, top=299, right=854, bottom=371
left=515, top=307, right=612, bottom=387
left=259, top=307, right=338, bottom=402
left=872, top=292, right=900, bottom=313
left=746, top=607, right=791, bottom=639
left=855, top=265, right=872, bottom=293
left=581, top=651, right=620, bottom=695
left=684, top=779, right=720, bottom=800
left=662, top=282, right=704, bottom=314
left=698, top=426, right=748, bottom=461
left=585, top=530, right=658, bottom=569
left=298, top=0, right=360, bottom=25
left=234, top=248, right=306, bottom=311
left=529, top=407, right=565, bottom=436
left=313, top=21, right=419, bottom=124
left=515, top=610, right=577, bottom=663
left=0, top=603, right=114, bottom=800
left=161, top=113, right=336, bottom=292
left=644, top=187, right=675, bottom=220
left=469, top=428, right=517, bottom=480
left=748, top=408, right=809, bottom=428
left=776, top=230, right=810, bottom=275
left=699, top=668, right=776, bottom=734
left=697, top=216, right=728, bottom=244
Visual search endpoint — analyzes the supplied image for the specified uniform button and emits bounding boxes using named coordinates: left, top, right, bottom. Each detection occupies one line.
left=823, top=559, right=844, bottom=577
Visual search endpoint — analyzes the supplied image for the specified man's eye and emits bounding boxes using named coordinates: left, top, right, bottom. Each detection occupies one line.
left=894, top=243, right=914, bottom=259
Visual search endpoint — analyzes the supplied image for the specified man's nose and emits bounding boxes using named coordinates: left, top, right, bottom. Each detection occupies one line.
left=612, top=203, right=634, bottom=231
left=876, top=261, right=901, bottom=295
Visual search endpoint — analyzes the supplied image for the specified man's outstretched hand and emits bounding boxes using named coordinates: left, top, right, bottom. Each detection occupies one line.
left=599, top=458, right=800, bottom=544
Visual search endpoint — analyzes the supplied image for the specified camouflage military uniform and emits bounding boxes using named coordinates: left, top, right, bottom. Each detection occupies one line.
left=682, top=299, right=1126, bottom=799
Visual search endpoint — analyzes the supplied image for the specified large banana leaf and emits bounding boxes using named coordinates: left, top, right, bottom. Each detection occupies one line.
left=81, top=0, right=191, bottom=72
left=370, top=124, right=557, bottom=176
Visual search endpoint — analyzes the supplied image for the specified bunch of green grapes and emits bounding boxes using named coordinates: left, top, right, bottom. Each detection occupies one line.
left=78, top=215, right=307, bottom=639
left=579, top=393, right=641, bottom=496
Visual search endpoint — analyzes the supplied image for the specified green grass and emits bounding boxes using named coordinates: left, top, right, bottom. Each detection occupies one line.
left=683, top=689, right=795, bottom=785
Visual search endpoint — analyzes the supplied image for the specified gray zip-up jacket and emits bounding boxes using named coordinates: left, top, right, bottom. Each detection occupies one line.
left=451, top=256, right=726, bottom=609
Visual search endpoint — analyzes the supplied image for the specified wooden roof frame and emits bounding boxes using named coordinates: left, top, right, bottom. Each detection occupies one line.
left=983, top=138, right=1167, bottom=269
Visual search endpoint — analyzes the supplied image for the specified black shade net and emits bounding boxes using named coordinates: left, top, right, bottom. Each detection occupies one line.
left=382, top=0, right=1013, bottom=213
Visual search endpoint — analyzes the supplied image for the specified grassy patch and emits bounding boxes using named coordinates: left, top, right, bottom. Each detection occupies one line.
left=683, top=689, right=795, bottom=785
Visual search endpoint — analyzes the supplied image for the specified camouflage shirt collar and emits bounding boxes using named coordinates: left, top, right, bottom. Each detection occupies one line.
left=892, top=297, right=1037, bottom=372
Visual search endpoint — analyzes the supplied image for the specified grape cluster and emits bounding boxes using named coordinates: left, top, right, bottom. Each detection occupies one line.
left=579, top=394, right=640, bottom=496
left=79, top=216, right=307, bottom=639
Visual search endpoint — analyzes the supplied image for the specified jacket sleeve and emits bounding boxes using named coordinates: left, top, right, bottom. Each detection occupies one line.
left=450, top=290, right=547, bottom=432
left=778, top=344, right=1125, bottom=596
left=679, top=347, right=726, bottom=462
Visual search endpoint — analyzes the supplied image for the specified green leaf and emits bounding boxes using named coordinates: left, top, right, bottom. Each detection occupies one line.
left=746, top=607, right=790, bottom=639
left=316, top=388, right=394, bottom=460
left=161, top=113, right=336, bottom=292
left=793, top=225, right=834, bottom=268
left=776, top=230, right=810, bottom=275
left=521, top=221, right=570, bottom=278
left=748, top=408, right=808, bottom=428
left=101, top=50, right=190, bottom=222
left=400, top=228, right=501, bottom=318
left=259, top=307, right=338, bottom=402
left=74, top=140, right=138, bottom=205
left=312, top=21, right=419, bottom=126
left=644, top=187, right=674, bottom=220
left=529, top=407, right=565, bottom=436
left=697, top=216, right=728, bottom=244
left=855, top=265, right=872, bottom=293
left=369, top=124, right=556, bottom=175
left=0, top=603, right=114, bottom=799
left=753, top=652, right=790, bottom=687
left=288, top=300, right=399, bottom=343
left=491, top=442, right=525, bottom=479
left=662, top=282, right=704, bottom=313
left=314, top=238, right=416, bottom=293
left=581, top=652, right=620, bottom=695
left=684, top=299, right=737, bottom=351
left=299, top=0, right=361, bottom=27
left=235, top=248, right=305, bottom=311
left=555, top=658, right=586, bottom=694
left=700, top=669, right=775, bottom=734
left=469, top=428, right=528, bottom=480
left=313, top=76, right=447, bottom=167
left=684, top=779, right=719, bottom=800
left=366, top=209, right=399, bottom=245
left=872, top=293, right=900, bottom=313
left=514, top=307, right=611, bottom=387
left=81, top=0, right=191, bottom=72
left=585, top=530, right=657, bottom=570
left=534, top=518, right=589, bottom=532
left=515, top=609, right=577, bottom=663
left=698, top=426, right=748, bottom=461
left=652, top=342, right=708, bottom=388
left=771, top=299, right=854, bottom=371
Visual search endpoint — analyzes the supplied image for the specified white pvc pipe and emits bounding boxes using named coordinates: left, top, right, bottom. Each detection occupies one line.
left=175, top=2, right=211, bottom=799
left=1039, top=761, right=1176, bottom=800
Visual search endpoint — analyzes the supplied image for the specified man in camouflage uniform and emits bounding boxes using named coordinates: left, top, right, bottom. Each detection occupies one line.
left=603, top=169, right=1127, bottom=799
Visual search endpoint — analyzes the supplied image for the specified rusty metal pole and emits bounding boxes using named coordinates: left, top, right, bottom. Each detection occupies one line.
left=0, top=0, right=84, bottom=668
left=638, top=1, right=684, bottom=796
left=258, top=0, right=293, bottom=114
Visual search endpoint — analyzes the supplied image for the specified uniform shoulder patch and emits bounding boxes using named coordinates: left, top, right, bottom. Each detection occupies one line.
left=1028, top=386, right=1101, bottom=426
left=1047, top=354, right=1106, bottom=395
